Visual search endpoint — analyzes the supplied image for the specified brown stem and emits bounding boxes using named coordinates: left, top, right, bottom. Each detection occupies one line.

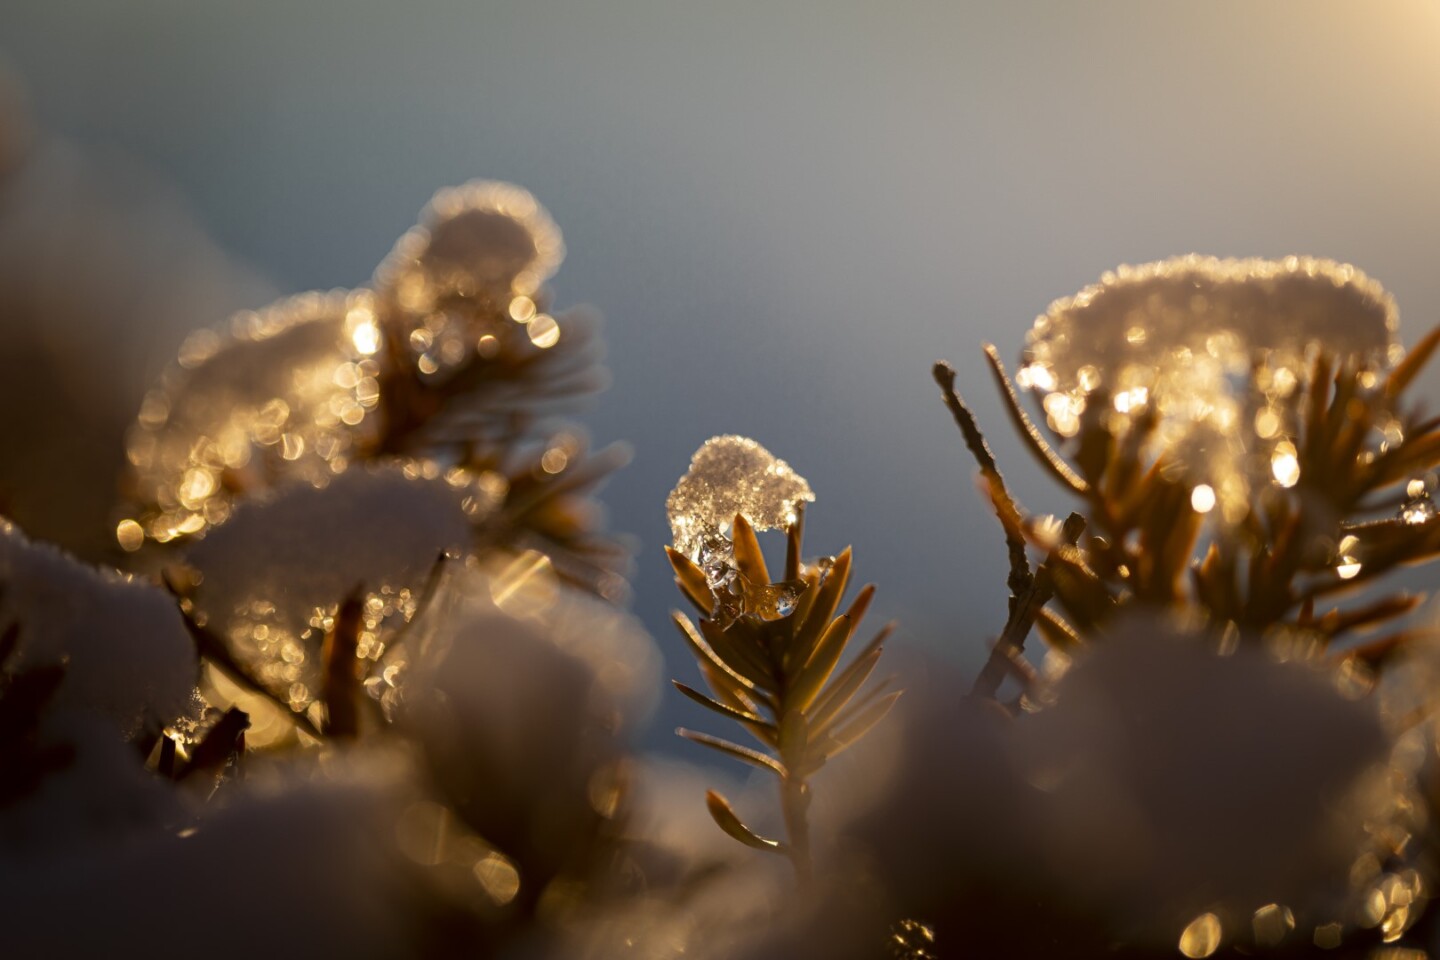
left=933, top=361, right=1032, bottom=599
left=321, top=585, right=366, bottom=738
left=780, top=774, right=812, bottom=887
left=970, top=513, right=1085, bottom=700
left=171, top=606, right=325, bottom=742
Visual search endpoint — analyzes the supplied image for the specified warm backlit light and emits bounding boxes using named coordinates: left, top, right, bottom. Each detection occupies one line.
left=1271, top=441, right=1300, bottom=488
left=527, top=313, right=560, bottom=349
left=1179, top=912, right=1222, bottom=958
left=473, top=852, right=521, bottom=906
left=1252, top=904, right=1294, bottom=948
left=1190, top=484, right=1216, bottom=513
left=348, top=307, right=381, bottom=356
left=508, top=295, right=536, bottom=323
left=115, top=518, right=144, bottom=552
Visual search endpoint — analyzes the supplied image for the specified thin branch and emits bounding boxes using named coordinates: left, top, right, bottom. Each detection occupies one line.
left=162, top=577, right=325, bottom=741
left=980, top=346, right=1090, bottom=496
left=970, top=513, right=1085, bottom=700
left=933, top=360, right=1032, bottom=599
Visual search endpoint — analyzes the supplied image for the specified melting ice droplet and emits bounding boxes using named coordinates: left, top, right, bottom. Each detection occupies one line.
left=1400, top=479, right=1435, bottom=525
left=666, top=435, right=815, bottom=562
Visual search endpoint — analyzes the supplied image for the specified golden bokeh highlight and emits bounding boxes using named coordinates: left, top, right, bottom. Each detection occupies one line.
left=1178, top=912, right=1222, bottom=958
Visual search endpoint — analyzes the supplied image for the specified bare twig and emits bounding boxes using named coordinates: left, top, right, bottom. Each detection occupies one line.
left=933, top=360, right=1088, bottom=697
left=970, top=513, right=1085, bottom=699
left=933, top=361, right=1032, bottom=599
left=980, top=346, right=1090, bottom=496
left=162, top=575, right=325, bottom=741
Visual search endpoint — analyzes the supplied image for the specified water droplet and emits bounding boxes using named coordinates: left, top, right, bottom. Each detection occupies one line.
left=750, top=579, right=807, bottom=620
left=1400, top=491, right=1434, bottom=525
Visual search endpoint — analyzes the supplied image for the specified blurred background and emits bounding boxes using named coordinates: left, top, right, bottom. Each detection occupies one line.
left=3, top=0, right=1440, bottom=753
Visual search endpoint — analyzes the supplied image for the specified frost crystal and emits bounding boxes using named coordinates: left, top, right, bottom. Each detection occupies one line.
left=374, top=180, right=568, bottom=378
left=1024, top=256, right=1398, bottom=384
left=182, top=463, right=476, bottom=720
left=1018, top=256, right=1401, bottom=519
left=666, top=436, right=815, bottom=562
left=123, top=290, right=383, bottom=546
left=377, top=180, right=564, bottom=302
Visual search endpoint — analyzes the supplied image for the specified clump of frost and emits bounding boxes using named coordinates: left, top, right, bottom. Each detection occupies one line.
left=1024, top=255, right=1398, bottom=385
left=1017, top=256, right=1402, bottom=520
left=376, top=179, right=565, bottom=303
left=667, top=435, right=814, bottom=561
left=122, top=290, right=387, bottom=546
left=183, top=463, right=474, bottom=708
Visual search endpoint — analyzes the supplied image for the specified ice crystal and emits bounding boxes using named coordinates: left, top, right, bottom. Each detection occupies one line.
left=121, top=181, right=591, bottom=551
left=666, top=435, right=814, bottom=562
left=1024, top=256, right=1397, bottom=384
left=1018, top=256, right=1401, bottom=519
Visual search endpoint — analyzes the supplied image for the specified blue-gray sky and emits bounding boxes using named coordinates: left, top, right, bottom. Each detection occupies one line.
left=5, top=1, right=1440, bottom=750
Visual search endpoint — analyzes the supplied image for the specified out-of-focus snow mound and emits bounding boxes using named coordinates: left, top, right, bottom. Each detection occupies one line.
left=0, top=517, right=196, bottom=736
left=0, top=63, right=272, bottom=559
